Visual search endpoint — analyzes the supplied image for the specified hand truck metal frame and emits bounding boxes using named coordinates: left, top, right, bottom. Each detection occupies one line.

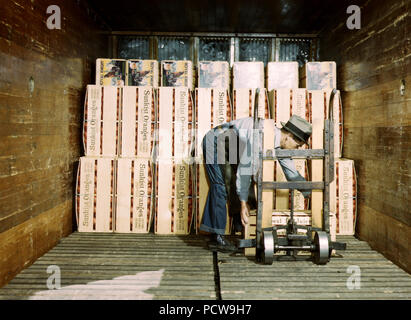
left=238, top=88, right=346, bottom=265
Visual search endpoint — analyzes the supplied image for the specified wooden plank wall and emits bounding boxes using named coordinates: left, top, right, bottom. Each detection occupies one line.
left=319, top=0, right=410, bottom=273
left=0, top=0, right=108, bottom=287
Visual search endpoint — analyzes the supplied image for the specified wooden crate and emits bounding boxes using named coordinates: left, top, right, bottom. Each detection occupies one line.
left=198, top=61, right=230, bottom=89
left=161, top=60, right=194, bottom=90
left=194, top=88, right=232, bottom=159
left=331, top=159, right=357, bottom=235
left=157, top=87, right=193, bottom=160
left=96, top=58, right=126, bottom=86
left=76, top=157, right=115, bottom=233
left=83, top=85, right=121, bottom=157
left=232, top=88, right=270, bottom=119
left=233, top=61, right=265, bottom=89
left=194, top=88, right=212, bottom=161
left=115, top=158, right=154, bottom=233
left=268, top=88, right=309, bottom=124
left=154, top=159, right=193, bottom=235
left=120, top=86, right=156, bottom=158
left=126, top=59, right=159, bottom=87
left=266, top=62, right=299, bottom=90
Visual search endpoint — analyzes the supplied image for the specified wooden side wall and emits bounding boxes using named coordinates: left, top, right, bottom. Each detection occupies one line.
left=0, top=0, right=107, bottom=287
left=320, top=0, right=410, bottom=273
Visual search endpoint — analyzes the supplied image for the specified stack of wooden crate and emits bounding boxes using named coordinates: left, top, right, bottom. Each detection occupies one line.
left=77, top=59, right=195, bottom=235
left=302, top=62, right=357, bottom=237
left=77, top=84, right=156, bottom=234
left=76, top=58, right=356, bottom=242
left=155, top=85, right=194, bottom=235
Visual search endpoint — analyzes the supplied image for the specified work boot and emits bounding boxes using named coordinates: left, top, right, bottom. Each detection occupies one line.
left=208, top=234, right=238, bottom=253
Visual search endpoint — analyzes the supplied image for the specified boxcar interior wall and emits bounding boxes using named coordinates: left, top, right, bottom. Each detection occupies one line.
left=0, top=0, right=108, bottom=287
left=320, top=0, right=410, bottom=272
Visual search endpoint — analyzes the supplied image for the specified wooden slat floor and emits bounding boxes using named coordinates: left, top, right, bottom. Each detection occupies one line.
left=218, top=236, right=411, bottom=300
left=0, top=233, right=216, bottom=300
left=0, top=233, right=410, bottom=300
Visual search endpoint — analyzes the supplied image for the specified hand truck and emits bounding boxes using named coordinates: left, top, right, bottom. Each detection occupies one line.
left=238, top=88, right=346, bottom=265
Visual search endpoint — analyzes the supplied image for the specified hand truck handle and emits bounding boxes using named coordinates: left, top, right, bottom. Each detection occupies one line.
left=328, top=88, right=337, bottom=121
left=253, top=88, right=260, bottom=128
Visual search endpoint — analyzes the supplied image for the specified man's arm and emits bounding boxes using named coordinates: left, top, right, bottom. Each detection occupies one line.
left=231, top=117, right=259, bottom=226
left=235, top=127, right=253, bottom=202
left=278, top=157, right=311, bottom=198
left=236, top=126, right=254, bottom=226
left=240, top=200, right=250, bottom=226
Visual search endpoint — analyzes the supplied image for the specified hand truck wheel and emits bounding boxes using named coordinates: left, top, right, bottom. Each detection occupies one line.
left=261, top=230, right=274, bottom=265
left=312, top=231, right=330, bottom=265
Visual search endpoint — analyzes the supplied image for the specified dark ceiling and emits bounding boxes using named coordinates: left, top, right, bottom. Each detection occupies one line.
left=88, top=0, right=366, bottom=34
